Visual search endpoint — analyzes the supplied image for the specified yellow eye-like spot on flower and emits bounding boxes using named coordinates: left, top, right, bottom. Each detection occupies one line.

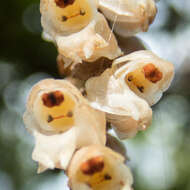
left=125, top=68, right=147, bottom=94
left=35, top=90, right=75, bottom=132
left=77, top=156, right=113, bottom=190
left=53, top=0, right=93, bottom=31
left=125, top=64, right=163, bottom=94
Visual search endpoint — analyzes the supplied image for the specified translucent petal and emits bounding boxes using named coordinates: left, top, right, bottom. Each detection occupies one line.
left=99, top=0, right=157, bottom=36
left=85, top=69, right=152, bottom=139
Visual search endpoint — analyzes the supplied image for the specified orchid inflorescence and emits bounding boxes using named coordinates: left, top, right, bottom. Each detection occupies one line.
left=23, top=0, right=174, bottom=190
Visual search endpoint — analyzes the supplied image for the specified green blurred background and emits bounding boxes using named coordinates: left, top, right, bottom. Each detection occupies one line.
left=0, top=0, right=190, bottom=190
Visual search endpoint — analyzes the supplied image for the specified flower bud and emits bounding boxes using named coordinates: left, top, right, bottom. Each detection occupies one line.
left=68, top=145, right=133, bottom=190
left=23, top=79, right=106, bottom=172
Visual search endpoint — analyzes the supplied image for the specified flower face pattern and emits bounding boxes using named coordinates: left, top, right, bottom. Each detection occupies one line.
left=113, top=50, right=174, bottom=105
left=68, top=145, right=133, bottom=190
left=34, top=90, right=75, bottom=132
left=41, top=0, right=97, bottom=36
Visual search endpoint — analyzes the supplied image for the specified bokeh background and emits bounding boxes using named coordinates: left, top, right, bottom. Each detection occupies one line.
left=0, top=0, right=190, bottom=190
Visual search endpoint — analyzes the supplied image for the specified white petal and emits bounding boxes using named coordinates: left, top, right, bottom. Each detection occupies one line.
left=56, top=13, right=122, bottom=63
left=99, top=0, right=157, bottom=36
left=32, top=127, right=76, bottom=170
left=37, top=164, right=48, bottom=173
left=75, top=104, right=106, bottom=146
left=85, top=69, right=152, bottom=139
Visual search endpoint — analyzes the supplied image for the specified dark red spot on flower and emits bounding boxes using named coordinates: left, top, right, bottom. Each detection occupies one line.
left=80, top=9, right=86, bottom=16
left=67, top=111, right=73, bottom=117
left=143, top=63, right=163, bottom=83
left=47, top=115, right=54, bottom=123
left=137, top=86, right=144, bottom=93
left=104, top=174, right=112, bottom=180
left=62, top=16, right=68, bottom=21
left=55, top=0, right=75, bottom=8
left=80, top=156, right=104, bottom=175
left=120, top=181, right=125, bottom=186
left=42, top=91, right=64, bottom=108
left=128, top=75, right=133, bottom=82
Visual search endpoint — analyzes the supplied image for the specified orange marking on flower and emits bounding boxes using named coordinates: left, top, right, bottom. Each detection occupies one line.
left=62, top=9, right=86, bottom=22
left=143, top=63, right=163, bottom=83
left=80, top=156, right=104, bottom=175
left=42, top=91, right=64, bottom=108
left=120, top=181, right=125, bottom=186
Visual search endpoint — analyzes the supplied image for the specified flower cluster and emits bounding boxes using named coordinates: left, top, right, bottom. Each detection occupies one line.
left=23, top=0, right=174, bottom=190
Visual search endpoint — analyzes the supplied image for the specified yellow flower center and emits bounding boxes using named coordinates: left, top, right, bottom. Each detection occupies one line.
left=125, top=63, right=162, bottom=94
left=53, top=0, right=93, bottom=32
left=36, top=90, right=75, bottom=132
left=77, top=156, right=113, bottom=190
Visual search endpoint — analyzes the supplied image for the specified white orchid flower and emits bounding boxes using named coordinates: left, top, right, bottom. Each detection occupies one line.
left=112, top=50, right=174, bottom=106
left=40, top=0, right=122, bottom=63
left=68, top=145, right=133, bottom=190
left=99, top=0, right=157, bottom=36
left=23, top=79, right=106, bottom=172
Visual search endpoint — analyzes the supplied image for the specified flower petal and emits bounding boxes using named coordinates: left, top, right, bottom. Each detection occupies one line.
left=85, top=69, right=152, bottom=139
left=40, top=0, right=98, bottom=36
left=99, top=0, right=157, bottom=36
left=32, top=127, right=76, bottom=171
left=56, top=13, right=122, bottom=63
